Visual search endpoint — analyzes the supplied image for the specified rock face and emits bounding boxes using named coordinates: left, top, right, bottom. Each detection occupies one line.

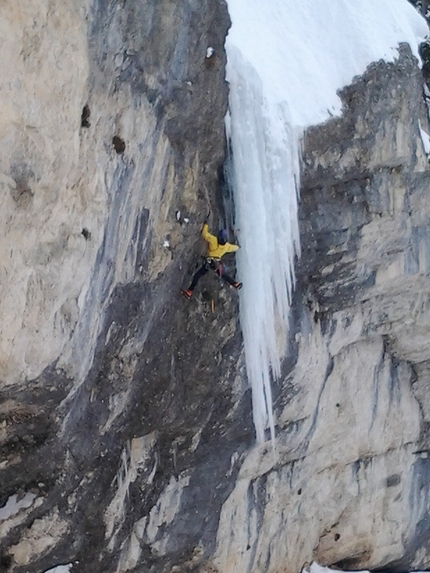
left=1, top=3, right=430, bottom=573
left=0, top=1, right=253, bottom=572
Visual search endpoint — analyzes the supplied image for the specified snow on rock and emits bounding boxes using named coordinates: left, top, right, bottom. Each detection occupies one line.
left=419, top=122, right=430, bottom=155
left=0, top=493, right=36, bottom=521
left=306, top=564, right=367, bottom=573
left=227, top=0, right=427, bottom=127
left=225, top=0, right=428, bottom=442
left=306, top=563, right=429, bottom=573
left=43, top=565, right=73, bottom=573
left=0, top=492, right=43, bottom=540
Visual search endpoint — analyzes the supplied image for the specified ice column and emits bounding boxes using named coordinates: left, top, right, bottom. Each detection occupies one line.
left=226, top=47, right=301, bottom=443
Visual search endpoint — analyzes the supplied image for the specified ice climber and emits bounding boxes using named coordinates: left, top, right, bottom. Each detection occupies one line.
left=181, top=222, right=242, bottom=299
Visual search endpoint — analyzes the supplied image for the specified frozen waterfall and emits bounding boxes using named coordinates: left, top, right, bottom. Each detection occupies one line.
left=225, top=0, right=427, bottom=443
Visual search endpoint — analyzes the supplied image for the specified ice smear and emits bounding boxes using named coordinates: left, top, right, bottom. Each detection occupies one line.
left=0, top=493, right=36, bottom=521
left=305, top=562, right=430, bottom=573
left=420, top=122, right=430, bottom=154
left=43, top=566, right=73, bottom=573
left=225, top=0, right=428, bottom=442
left=306, top=564, right=369, bottom=573
left=306, top=562, right=424, bottom=573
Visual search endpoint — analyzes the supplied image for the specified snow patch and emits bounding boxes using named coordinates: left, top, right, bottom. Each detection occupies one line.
left=43, top=565, right=73, bottom=573
left=306, top=564, right=369, bottom=573
left=306, top=563, right=430, bottom=573
left=420, top=122, right=430, bottom=155
left=227, top=0, right=427, bottom=128
left=0, top=492, right=36, bottom=521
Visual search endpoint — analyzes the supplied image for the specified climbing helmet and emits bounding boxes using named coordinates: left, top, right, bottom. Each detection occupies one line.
left=218, top=229, right=228, bottom=245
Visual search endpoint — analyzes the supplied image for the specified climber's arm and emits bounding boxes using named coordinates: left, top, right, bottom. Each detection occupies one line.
left=225, top=242, right=239, bottom=253
left=201, top=223, right=218, bottom=251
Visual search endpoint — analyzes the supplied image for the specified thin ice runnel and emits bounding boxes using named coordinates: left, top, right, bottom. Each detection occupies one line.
left=226, top=47, right=302, bottom=443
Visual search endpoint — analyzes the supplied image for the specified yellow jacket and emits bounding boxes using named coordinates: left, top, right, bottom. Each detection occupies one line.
left=202, top=223, right=239, bottom=259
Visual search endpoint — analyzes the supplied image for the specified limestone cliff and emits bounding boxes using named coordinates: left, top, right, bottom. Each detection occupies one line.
left=0, top=1, right=251, bottom=572
left=1, top=2, right=430, bottom=573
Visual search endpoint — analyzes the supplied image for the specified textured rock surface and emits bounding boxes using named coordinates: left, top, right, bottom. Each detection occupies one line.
left=0, top=0, right=91, bottom=385
left=0, top=1, right=254, bottom=572
left=2, top=2, right=430, bottom=573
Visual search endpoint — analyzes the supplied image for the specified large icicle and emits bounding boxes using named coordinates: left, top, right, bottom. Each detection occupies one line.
left=225, top=50, right=301, bottom=443
left=225, top=0, right=427, bottom=442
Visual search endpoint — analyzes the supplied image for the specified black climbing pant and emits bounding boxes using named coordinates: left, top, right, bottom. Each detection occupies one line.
left=188, top=259, right=237, bottom=291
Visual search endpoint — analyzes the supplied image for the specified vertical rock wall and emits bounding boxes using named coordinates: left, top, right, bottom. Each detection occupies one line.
left=0, top=2, right=255, bottom=573
left=0, top=0, right=91, bottom=385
